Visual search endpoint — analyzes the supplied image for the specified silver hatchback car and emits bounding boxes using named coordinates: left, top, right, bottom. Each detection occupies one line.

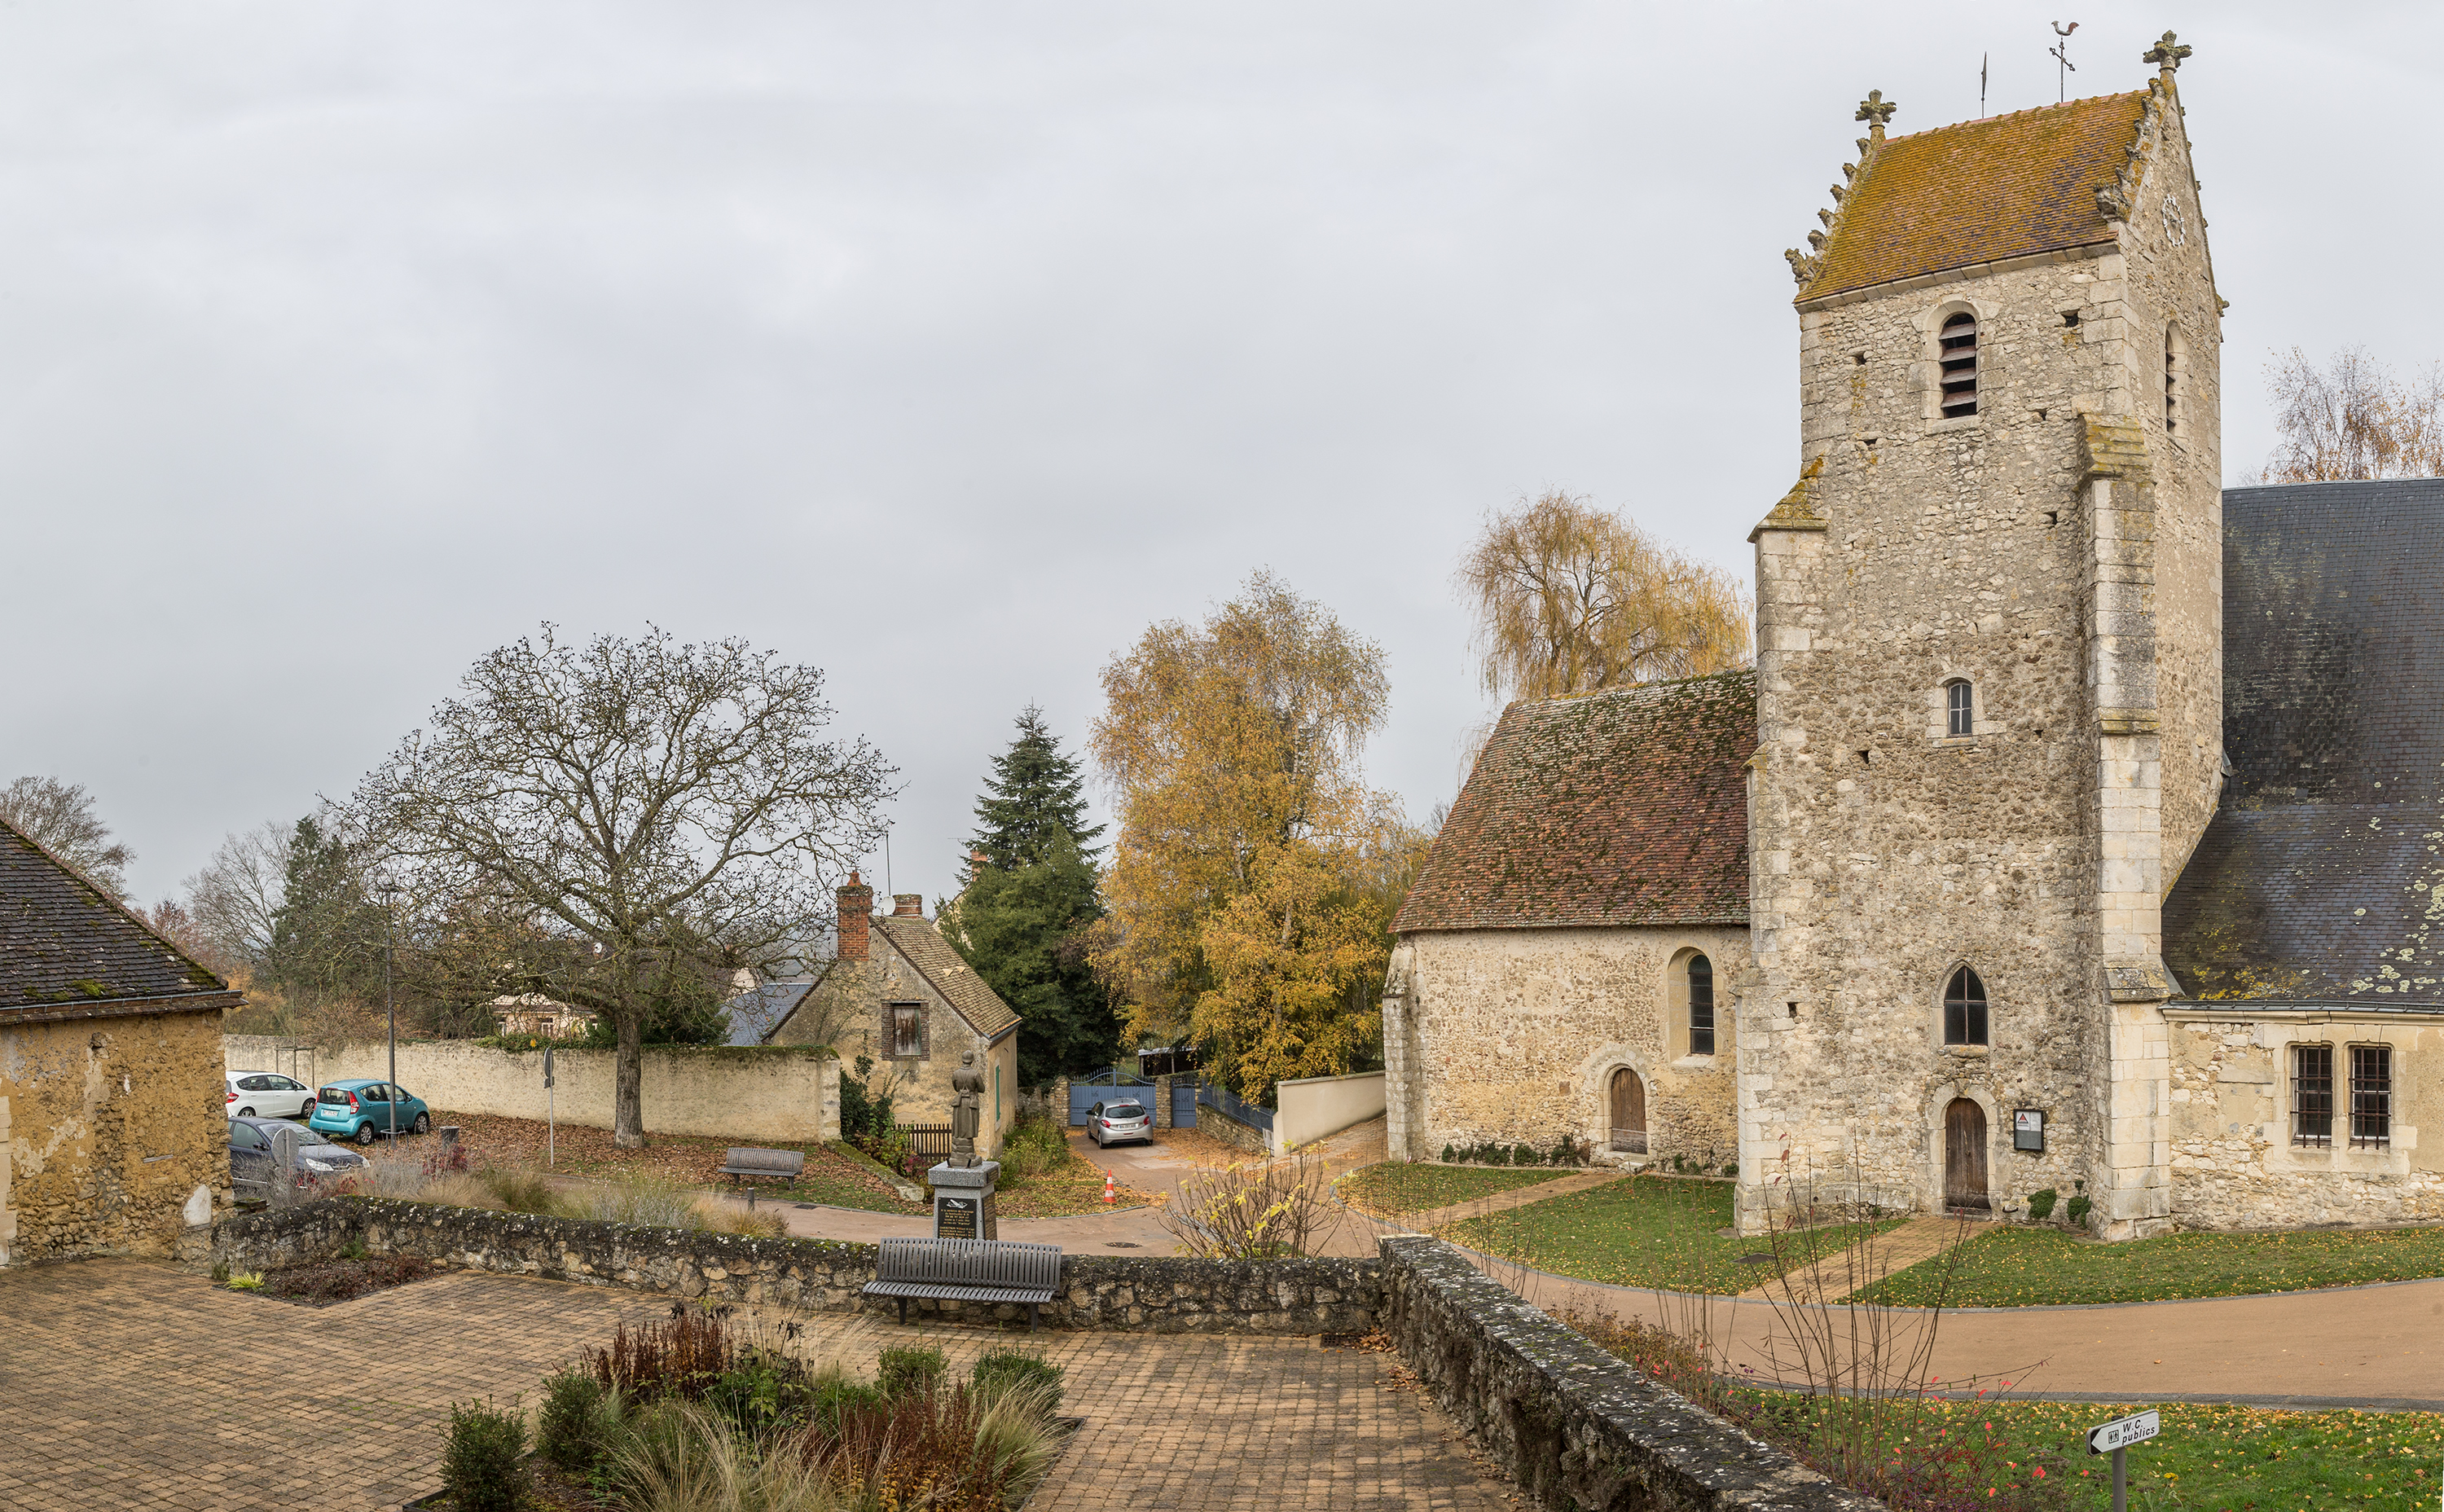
left=1088, top=1099, right=1152, bottom=1147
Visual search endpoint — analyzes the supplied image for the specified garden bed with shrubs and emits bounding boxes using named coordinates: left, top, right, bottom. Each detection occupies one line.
left=219, top=1250, right=440, bottom=1306
left=422, top=1303, right=1074, bottom=1511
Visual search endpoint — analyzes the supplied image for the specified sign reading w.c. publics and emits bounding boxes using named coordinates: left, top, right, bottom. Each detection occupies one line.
left=2087, top=1410, right=2160, bottom=1455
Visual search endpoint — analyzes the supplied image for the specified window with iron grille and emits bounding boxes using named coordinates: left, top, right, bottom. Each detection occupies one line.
left=1938, top=312, right=1978, bottom=418
left=2292, top=1044, right=2332, bottom=1147
left=1943, top=966, right=1988, bottom=1046
left=1945, top=679, right=1973, bottom=737
left=888, top=1002, right=925, bottom=1058
left=2349, top=1044, right=2391, bottom=1149
left=1688, top=954, right=1715, bottom=1057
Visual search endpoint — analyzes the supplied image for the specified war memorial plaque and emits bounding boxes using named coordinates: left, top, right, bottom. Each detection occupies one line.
left=934, top=1193, right=980, bottom=1239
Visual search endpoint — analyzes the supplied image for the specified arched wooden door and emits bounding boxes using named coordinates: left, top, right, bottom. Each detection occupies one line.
left=1943, top=1098, right=1989, bottom=1210
left=1609, top=1068, right=1647, bottom=1154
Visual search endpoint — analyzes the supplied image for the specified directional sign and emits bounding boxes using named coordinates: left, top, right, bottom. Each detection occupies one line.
left=542, top=1044, right=556, bottom=1089
left=2087, top=1409, right=2160, bottom=1455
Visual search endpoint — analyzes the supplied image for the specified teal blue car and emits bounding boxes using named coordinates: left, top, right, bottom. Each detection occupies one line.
left=310, top=1079, right=431, bottom=1145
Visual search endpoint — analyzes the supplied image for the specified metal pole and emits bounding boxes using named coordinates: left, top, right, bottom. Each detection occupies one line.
left=2112, top=1446, right=2125, bottom=1512
left=385, top=899, right=398, bottom=1141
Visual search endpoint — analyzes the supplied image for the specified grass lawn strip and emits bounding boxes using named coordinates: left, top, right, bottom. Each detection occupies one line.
left=1335, top=1161, right=1580, bottom=1220
left=1897, top=1397, right=2444, bottom=1509
left=1447, top=1173, right=1904, bottom=1294
left=1857, top=1222, right=2444, bottom=1308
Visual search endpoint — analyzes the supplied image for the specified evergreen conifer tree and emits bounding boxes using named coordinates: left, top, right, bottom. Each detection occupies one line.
left=945, top=709, right=1122, bottom=1083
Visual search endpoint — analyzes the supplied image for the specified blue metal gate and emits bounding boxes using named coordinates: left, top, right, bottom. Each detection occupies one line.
left=1171, top=1079, right=1199, bottom=1127
left=1068, top=1067, right=1157, bottom=1126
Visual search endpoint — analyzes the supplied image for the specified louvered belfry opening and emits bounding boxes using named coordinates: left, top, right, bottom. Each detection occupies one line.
left=1938, top=312, right=1978, bottom=417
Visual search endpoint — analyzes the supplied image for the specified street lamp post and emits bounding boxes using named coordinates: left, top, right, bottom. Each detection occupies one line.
left=374, top=868, right=403, bottom=1141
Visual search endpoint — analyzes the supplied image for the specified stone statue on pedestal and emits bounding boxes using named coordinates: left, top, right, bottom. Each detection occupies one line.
left=950, top=1049, right=985, bottom=1167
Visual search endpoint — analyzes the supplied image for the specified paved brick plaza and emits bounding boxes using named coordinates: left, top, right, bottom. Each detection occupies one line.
left=0, top=1259, right=1516, bottom=1510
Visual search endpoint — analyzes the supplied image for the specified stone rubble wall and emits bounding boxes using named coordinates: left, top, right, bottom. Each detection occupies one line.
left=1381, top=1236, right=1879, bottom=1510
left=2, top=1009, right=227, bottom=1268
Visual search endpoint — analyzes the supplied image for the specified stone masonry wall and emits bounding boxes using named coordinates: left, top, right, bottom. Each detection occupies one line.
left=767, top=952, right=1016, bottom=1158
left=1392, top=926, right=1745, bottom=1163
left=1745, top=81, right=2221, bottom=1236
left=2167, top=1012, right=2444, bottom=1229
left=4, top=1009, right=226, bottom=1267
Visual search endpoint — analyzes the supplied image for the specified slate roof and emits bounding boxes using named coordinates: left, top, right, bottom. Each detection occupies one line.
left=0, top=817, right=235, bottom=1021
left=722, top=980, right=816, bottom=1046
left=1395, top=671, right=1756, bottom=934
left=875, top=916, right=1022, bottom=1041
left=2164, top=479, right=2444, bottom=1007
left=1802, top=92, right=2148, bottom=302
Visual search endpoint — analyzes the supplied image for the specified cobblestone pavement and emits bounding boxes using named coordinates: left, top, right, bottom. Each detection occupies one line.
left=0, top=1259, right=1517, bottom=1512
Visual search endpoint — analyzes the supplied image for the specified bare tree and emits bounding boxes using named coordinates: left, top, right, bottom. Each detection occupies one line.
left=0, top=776, right=135, bottom=899
left=1456, top=490, right=1752, bottom=706
left=347, top=626, right=896, bottom=1147
left=179, top=820, right=290, bottom=966
left=2262, top=345, right=2444, bottom=483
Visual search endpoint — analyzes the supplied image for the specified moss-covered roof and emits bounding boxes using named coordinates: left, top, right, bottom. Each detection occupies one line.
left=1801, top=91, right=2147, bottom=301
left=1395, top=671, right=1755, bottom=934
left=0, top=817, right=234, bottom=1015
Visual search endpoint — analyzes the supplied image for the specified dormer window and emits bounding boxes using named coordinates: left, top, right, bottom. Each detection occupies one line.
left=1938, top=312, right=1978, bottom=418
left=1945, top=679, right=1973, bottom=737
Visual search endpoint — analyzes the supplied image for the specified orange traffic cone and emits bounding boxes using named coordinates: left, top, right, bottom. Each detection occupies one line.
left=1103, top=1171, right=1116, bottom=1205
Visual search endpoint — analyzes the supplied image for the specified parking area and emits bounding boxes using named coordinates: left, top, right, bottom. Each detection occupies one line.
left=0, top=1258, right=1515, bottom=1511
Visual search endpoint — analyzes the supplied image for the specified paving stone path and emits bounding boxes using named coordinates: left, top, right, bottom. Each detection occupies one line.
left=1391, top=1167, right=1627, bottom=1233
left=1734, top=1213, right=1974, bottom=1302
left=0, top=1259, right=1517, bottom=1512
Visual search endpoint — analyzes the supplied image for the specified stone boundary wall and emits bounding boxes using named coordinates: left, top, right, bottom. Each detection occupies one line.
left=213, top=1198, right=1382, bottom=1334
left=222, top=1035, right=840, bottom=1145
left=1196, top=1103, right=1270, bottom=1156
left=1380, top=1236, right=1881, bottom=1511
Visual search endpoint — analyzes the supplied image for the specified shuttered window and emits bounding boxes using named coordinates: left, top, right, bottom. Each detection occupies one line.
left=1939, top=312, right=1978, bottom=418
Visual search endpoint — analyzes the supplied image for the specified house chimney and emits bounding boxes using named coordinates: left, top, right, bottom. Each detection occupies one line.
left=837, top=871, right=873, bottom=962
left=892, top=893, right=923, bottom=919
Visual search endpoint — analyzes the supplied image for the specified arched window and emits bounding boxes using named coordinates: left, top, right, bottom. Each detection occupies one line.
left=1944, top=966, right=1989, bottom=1046
left=1687, top=953, right=1715, bottom=1057
left=1938, top=312, right=1978, bottom=418
left=1945, top=679, right=1973, bottom=737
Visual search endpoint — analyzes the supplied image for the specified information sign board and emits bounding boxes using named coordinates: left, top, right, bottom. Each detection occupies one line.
left=2086, top=1409, right=2160, bottom=1455
left=2013, top=1108, right=2046, bottom=1152
left=935, top=1195, right=979, bottom=1240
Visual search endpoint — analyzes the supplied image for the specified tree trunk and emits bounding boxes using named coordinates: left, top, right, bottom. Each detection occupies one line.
left=614, top=1000, right=645, bottom=1149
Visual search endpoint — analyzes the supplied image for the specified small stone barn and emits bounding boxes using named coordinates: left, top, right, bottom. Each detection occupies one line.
left=0, top=818, right=240, bottom=1267
left=1382, top=671, right=1756, bottom=1167
left=764, top=874, right=1019, bottom=1158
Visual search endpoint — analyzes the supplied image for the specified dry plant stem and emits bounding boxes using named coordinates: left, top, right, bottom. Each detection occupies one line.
left=1158, top=1151, right=1345, bottom=1259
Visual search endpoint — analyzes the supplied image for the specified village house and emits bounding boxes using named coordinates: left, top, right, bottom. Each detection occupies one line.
left=0, top=818, right=240, bottom=1267
left=1387, top=37, right=2444, bottom=1238
left=763, top=873, right=1019, bottom=1158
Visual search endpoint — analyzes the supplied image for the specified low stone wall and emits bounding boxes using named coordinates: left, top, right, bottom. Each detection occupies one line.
left=213, top=1198, right=1383, bottom=1334
left=1380, top=1236, right=1879, bottom=1511
left=1197, top=1104, right=1270, bottom=1156
left=222, top=1034, right=840, bottom=1145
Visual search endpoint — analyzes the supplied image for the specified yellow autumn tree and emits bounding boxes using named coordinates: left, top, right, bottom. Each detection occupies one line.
left=1457, top=490, right=1752, bottom=704
left=1090, top=572, right=1406, bottom=1097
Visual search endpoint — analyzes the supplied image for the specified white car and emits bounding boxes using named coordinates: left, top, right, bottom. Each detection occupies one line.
left=226, top=1070, right=316, bottom=1119
left=1088, top=1098, right=1152, bottom=1148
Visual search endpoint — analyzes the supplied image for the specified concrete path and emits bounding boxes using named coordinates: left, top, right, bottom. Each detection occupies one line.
left=1389, top=1167, right=1625, bottom=1233
left=1734, top=1214, right=1976, bottom=1303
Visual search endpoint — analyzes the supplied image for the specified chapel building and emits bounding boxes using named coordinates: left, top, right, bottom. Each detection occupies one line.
left=1388, top=36, right=2444, bottom=1238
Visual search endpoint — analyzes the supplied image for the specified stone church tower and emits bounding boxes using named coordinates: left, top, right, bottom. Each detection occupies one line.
left=1741, top=36, right=2222, bottom=1238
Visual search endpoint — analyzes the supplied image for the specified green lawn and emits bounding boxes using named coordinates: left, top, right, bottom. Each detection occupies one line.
left=1445, top=1173, right=1903, bottom=1294
left=1857, top=1222, right=2444, bottom=1308
left=1336, top=1161, right=1581, bottom=1219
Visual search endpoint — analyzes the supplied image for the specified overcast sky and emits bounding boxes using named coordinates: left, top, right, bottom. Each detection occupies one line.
left=7, top=2, right=2438, bottom=914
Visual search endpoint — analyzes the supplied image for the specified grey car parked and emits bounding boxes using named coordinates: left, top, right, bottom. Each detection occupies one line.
left=228, top=1115, right=368, bottom=1202
left=1088, top=1099, right=1152, bottom=1147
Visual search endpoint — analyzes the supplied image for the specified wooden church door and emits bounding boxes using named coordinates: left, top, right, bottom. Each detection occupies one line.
left=1943, top=1098, right=1989, bottom=1210
left=1609, top=1068, right=1647, bottom=1154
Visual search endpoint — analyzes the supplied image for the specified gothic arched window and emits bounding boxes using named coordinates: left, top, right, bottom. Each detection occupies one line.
left=1944, top=966, right=1989, bottom=1046
left=1688, top=953, right=1716, bottom=1057
left=1945, top=679, right=1973, bottom=738
left=1938, top=312, right=1979, bottom=418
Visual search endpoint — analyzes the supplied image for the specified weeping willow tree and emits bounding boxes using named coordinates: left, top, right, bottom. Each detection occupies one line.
left=1457, top=490, right=1752, bottom=706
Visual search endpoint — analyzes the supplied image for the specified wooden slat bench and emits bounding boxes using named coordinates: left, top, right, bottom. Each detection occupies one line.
left=863, top=1237, right=1062, bottom=1332
left=719, top=1147, right=806, bottom=1187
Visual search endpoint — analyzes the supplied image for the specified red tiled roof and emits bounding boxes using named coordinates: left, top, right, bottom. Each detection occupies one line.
left=1804, top=92, right=2147, bottom=301
left=1395, top=671, right=1755, bottom=934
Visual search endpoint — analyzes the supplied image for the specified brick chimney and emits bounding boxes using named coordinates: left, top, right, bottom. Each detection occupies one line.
left=837, top=872, right=873, bottom=961
left=892, top=893, right=923, bottom=919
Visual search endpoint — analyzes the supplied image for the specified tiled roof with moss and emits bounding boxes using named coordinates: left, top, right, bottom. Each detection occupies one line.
left=1395, top=671, right=1755, bottom=934
left=1803, top=91, right=2147, bottom=301
left=876, top=916, right=1021, bottom=1040
left=0, top=818, right=234, bottom=1016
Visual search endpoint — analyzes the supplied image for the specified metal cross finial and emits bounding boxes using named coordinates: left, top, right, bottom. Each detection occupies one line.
left=2143, top=30, right=2191, bottom=79
left=2050, top=21, right=2079, bottom=104
left=1854, top=89, right=1897, bottom=138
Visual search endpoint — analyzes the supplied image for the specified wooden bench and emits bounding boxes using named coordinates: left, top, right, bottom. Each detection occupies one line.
left=863, top=1237, right=1062, bottom=1332
left=719, top=1147, right=806, bottom=1187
